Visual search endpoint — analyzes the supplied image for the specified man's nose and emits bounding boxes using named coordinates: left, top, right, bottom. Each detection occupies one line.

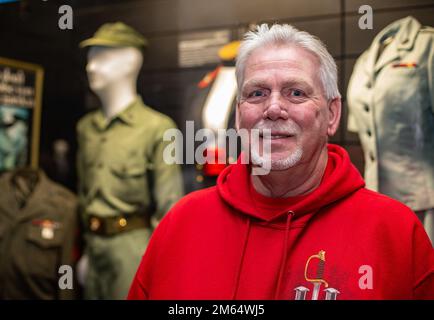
left=263, top=93, right=289, bottom=121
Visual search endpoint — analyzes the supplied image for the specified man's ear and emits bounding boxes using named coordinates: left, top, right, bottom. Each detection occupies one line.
left=327, top=97, right=342, bottom=137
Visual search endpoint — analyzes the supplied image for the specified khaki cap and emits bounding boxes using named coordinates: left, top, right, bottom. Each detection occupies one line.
left=80, top=22, right=148, bottom=49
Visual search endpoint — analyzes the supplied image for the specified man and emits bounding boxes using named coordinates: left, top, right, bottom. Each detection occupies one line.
left=128, top=24, right=434, bottom=300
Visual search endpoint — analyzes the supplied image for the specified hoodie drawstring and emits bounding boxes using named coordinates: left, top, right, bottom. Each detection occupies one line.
left=274, top=211, right=294, bottom=300
left=231, top=217, right=251, bottom=299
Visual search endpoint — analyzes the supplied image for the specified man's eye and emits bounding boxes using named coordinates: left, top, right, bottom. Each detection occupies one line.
left=290, top=89, right=304, bottom=97
left=249, top=90, right=266, bottom=97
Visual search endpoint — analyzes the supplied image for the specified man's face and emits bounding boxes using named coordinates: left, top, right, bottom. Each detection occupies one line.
left=236, top=44, right=339, bottom=170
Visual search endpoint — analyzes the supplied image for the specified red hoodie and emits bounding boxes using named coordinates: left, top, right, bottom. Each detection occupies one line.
left=128, top=144, right=434, bottom=300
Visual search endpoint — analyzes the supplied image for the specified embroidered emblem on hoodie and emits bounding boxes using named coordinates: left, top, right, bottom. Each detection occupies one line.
left=294, top=250, right=340, bottom=300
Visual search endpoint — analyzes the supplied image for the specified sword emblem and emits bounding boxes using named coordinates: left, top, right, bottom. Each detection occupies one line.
left=304, top=250, right=329, bottom=300
left=293, top=250, right=340, bottom=300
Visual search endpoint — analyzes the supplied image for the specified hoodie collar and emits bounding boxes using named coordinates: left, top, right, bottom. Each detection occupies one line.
left=217, top=144, right=365, bottom=222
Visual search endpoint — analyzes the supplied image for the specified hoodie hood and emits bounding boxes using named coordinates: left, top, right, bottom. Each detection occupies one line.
left=217, top=144, right=365, bottom=222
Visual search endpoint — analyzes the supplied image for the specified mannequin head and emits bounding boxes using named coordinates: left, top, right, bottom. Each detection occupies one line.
left=86, top=46, right=143, bottom=94
left=85, top=46, right=143, bottom=119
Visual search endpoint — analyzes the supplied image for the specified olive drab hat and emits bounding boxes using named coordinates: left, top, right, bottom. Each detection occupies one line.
left=79, top=22, right=148, bottom=49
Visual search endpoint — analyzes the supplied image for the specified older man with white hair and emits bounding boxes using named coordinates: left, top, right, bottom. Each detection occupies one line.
left=128, top=24, right=434, bottom=300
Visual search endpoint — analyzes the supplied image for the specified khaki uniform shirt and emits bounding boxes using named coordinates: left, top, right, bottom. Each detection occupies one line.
left=76, top=96, right=184, bottom=225
left=0, top=169, right=78, bottom=299
left=347, top=16, right=434, bottom=211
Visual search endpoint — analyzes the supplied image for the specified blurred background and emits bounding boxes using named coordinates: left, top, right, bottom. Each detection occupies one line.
left=1, top=0, right=434, bottom=192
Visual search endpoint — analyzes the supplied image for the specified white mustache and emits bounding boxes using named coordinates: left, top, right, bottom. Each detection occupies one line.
left=252, top=120, right=300, bottom=136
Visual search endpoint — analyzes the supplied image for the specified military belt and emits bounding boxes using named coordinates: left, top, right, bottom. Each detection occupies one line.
left=86, top=213, right=151, bottom=236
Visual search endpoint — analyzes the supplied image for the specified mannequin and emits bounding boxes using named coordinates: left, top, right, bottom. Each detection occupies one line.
left=86, top=46, right=142, bottom=120
left=77, top=22, right=184, bottom=299
left=78, top=46, right=145, bottom=293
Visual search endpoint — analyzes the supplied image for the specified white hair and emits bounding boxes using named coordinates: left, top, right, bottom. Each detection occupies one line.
left=235, top=23, right=341, bottom=101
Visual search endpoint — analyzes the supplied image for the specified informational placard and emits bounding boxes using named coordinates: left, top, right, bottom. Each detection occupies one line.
left=178, top=29, right=231, bottom=68
left=0, top=57, right=44, bottom=172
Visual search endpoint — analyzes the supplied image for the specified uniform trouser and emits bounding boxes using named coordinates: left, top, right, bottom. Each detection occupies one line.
left=83, top=228, right=152, bottom=299
left=416, top=209, right=434, bottom=247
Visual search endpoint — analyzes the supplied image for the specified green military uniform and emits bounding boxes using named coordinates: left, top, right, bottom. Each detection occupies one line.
left=0, top=169, right=78, bottom=299
left=347, top=16, right=434, bottom=243
left=77, top=96, right=184, bottom=299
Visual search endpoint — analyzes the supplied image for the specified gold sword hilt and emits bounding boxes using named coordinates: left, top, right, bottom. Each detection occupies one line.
left=304, top=250, right=329, bottom=288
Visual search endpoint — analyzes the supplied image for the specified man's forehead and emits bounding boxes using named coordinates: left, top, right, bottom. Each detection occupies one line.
left=246, top=44, right=319, bottom=68
left=242, top=76, right=312, bottom=89
left=242, top=45, right=319, bottom=89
